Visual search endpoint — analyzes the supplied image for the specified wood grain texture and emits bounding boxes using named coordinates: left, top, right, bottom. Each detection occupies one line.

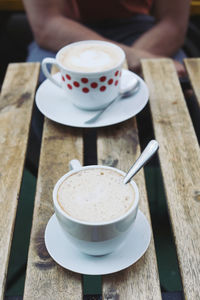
left=23, top=118, right=83, bottom=299
left=184, top=58, right=200, bottom=108
left=98, top=119, right=162, bottom=300
left=0, top=63, right=40, bottom=300
left=142, top=58, right=200, bottom=300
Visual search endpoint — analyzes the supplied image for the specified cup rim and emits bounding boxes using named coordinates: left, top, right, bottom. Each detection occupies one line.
left=55, top=40, right=126, bottom=75
left=53, top=165, right=139, bottom=226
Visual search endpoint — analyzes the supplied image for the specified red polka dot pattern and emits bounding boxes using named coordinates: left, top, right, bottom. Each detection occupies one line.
left=81, top=78, right=88, bottom=84
left=73, top=81, right=80, bottom=87
left=91, top=82, right=98, bottom=89
left=100, top=86, right=106, bottom=92
left=100, top=76, right=106, bottom=82
left=67, top=84, right=72, bottom=89
left=82, top=87, right=89, bottom=93
left=66, top=74, right=71, bottom=80
left=63, top=70, right=120, bottom=93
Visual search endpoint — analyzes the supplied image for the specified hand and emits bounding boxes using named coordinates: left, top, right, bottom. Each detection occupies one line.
left=124, top=47, right=159, bottom=75
left=125, top=47, right=186, bottom=78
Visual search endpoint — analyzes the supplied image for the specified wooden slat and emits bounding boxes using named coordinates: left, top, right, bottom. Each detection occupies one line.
left=184, top=58, right=200, bottom=108
left=98, top=119, right=162, bottom=300
left=0, top=63, right=40, bottom=300
left=142, top=58, right=200, bottom=300
left=23, top=118, right=83, bottom=299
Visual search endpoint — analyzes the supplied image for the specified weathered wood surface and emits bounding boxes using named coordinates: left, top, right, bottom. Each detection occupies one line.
left=142, top=58, right=200, bottom=300
left=23, top=119, right=83, bottom=298
left=184, top=58, right=200, bottom=108
left=0, top=63, right=40, bottom=300
left=98, top=119, right=162, bottom=300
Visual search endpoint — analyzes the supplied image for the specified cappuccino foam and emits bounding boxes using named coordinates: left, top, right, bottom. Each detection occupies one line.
left=57, top=168, right=135, bottom=223
left=58, top=42, right=122, bottom=73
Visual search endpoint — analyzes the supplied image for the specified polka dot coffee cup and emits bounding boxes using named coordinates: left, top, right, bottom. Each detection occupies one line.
left=42, top=40, right=126, bottom=110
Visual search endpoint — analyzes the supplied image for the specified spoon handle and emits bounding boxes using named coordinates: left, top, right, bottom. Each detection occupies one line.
left=123, top=140, right=159, bottom=184
left=84, top=76, right=140, bottom=124
left=84, top=96, right=120, bottom=124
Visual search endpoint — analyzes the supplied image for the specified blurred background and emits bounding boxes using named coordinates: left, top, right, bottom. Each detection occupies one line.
left=1, top=0, right=200, bottom=86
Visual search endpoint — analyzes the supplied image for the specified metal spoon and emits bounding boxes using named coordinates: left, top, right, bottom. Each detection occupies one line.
left=84, top=74, right=140, bottom=124
left=123, top=140, right=159, bottom=184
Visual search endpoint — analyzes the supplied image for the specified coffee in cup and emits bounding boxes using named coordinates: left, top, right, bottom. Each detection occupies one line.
left=53, top=161, right=139, bottom=256
left=58, top=42, right=123, bottom=73
left=57, top=168, right=135, bottom=223
left=42, top=40, right=126, bottom=110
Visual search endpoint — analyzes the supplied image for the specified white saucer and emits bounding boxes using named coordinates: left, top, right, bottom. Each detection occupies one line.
left=45, top=210, right=151, bottom=275
left=36, top=70, right=149, bottom=128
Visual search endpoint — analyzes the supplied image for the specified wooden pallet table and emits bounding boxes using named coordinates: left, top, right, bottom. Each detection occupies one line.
left=0, top=58, right=199, bottom=299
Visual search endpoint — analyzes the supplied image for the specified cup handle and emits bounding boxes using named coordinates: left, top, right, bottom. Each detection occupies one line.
left=69, top=159, right=82, bottom=171
left=41, top=57, right=62, bottom=88
left=119, top=69, right=139, bottom=95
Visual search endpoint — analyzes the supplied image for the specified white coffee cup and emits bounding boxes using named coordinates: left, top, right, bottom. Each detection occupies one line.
left=42, top=40, right=126, bottom=111
left=53, top=159, right=139, bottom=256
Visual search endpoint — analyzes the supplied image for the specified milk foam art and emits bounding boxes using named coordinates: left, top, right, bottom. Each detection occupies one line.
left=59, top=43, right=122, bottom=73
